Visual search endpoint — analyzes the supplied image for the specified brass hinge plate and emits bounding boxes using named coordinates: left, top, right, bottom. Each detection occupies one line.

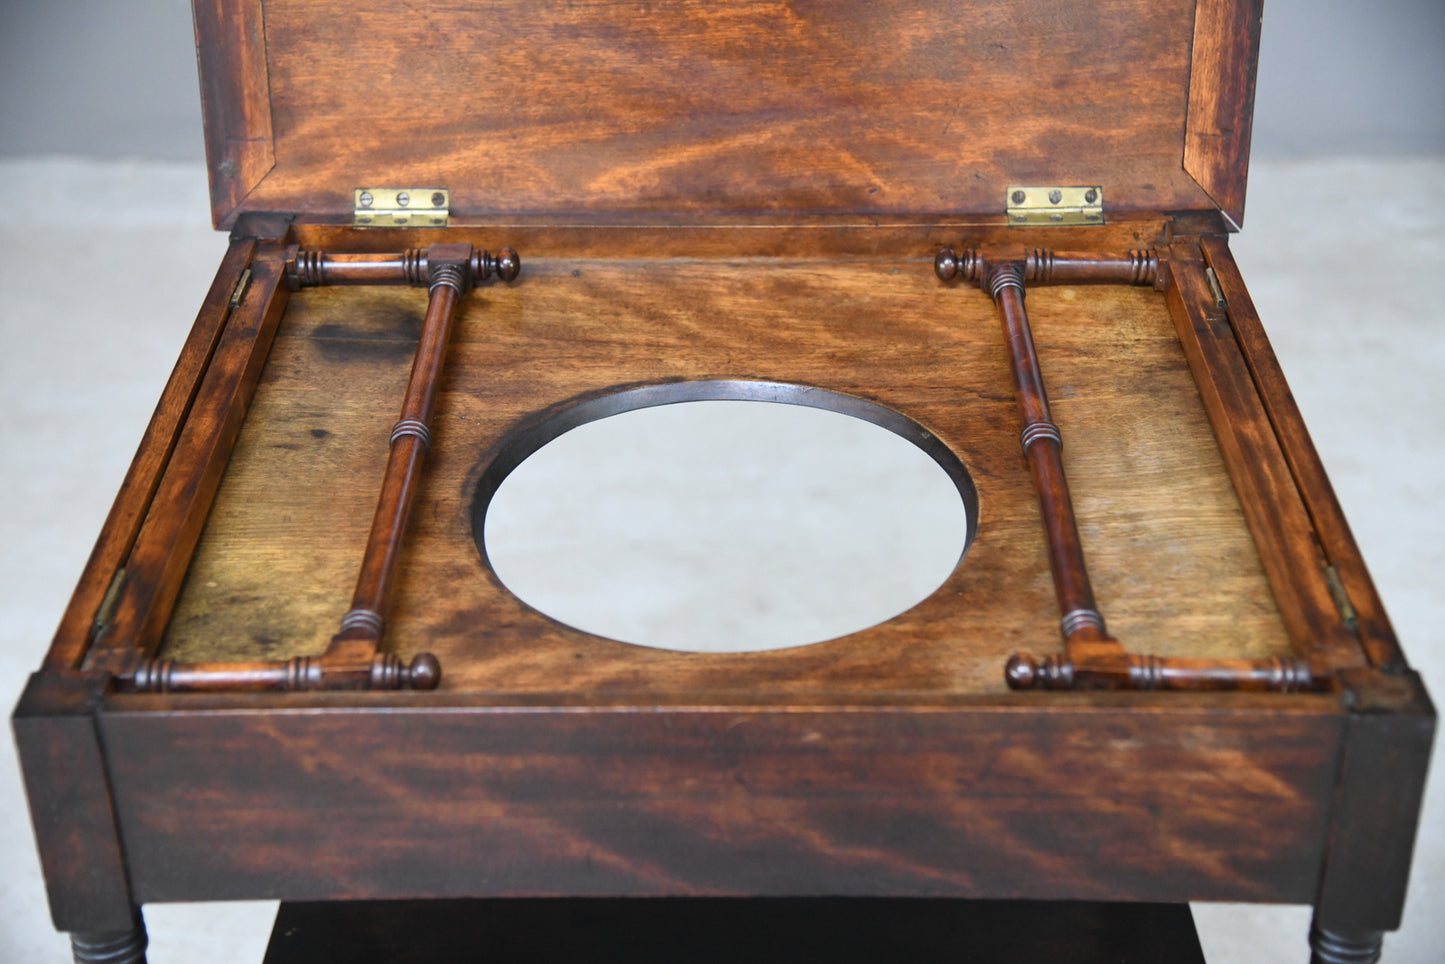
left=1006, top=186, right=1104, bottom=226
left=354, top=188, right=449, bottom=227
left=91, top=567, right=127, bottom=639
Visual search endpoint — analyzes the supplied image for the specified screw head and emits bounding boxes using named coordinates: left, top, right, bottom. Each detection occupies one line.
left=1048, top=189, right=1063, bottom=204
left=431, top=191, right=446, bottom=207
left=1084, top=188, right=1098, bottom=204
left=395, top=192, right=410, bottom=207
left=358, top=191, right=374, bottom=208
left=1011, top=190, right=1027, bottom=205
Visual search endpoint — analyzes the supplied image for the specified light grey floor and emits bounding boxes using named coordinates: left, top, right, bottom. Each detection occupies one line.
left=1, top=157, right=1440, bottom=962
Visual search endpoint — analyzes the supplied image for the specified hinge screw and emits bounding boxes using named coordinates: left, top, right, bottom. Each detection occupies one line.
left=359, top=191, right=374, bottom=208
left=1084, top=188, right=1098, bottom=204
left=1011, top=190, right=1027, bottom=205
left=396, top=192, right=410, bottom=207
left=1048, top=189, right=1063, bottom=204
left=431, top=192, right=446, bottom=207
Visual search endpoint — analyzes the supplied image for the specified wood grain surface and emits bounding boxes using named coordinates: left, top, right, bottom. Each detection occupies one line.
left=159, top=250, right=1292, bottom=694
left=201, top=0, right=1228, bottom=226
left=101, top=694, right=1341, bottom=904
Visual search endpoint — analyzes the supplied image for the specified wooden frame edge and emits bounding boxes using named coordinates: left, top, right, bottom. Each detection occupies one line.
left=1199, top=237, right=1406, bottom=673
left=1182, top=0, right=1263, bottom=228
left=193, top=0, right=277, bottom=230
left=44, top=239, right=258, bottom=672
left=1163, top=240, right=1364, bottom=674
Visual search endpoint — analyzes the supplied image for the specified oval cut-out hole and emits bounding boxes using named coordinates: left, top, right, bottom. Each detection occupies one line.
left=479, top=396, right=973, bottom=652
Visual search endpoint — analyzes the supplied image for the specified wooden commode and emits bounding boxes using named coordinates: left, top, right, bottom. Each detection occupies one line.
left=15, top=2, right=1433, bottom=962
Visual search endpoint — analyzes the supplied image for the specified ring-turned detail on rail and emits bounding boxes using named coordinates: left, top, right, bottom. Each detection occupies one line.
left=935, top=247, right=1318, bottom=693
left=121, top=243, right=521, bottom=693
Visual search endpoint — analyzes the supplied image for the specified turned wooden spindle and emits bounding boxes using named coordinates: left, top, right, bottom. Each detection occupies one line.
left=935, top=247, right=1161, bottom=288
left=331, top=246, right=476, bottom=653
left=289, top=246, right=520, bottom=288
left=984, top=260, right=1113, bottom=655
left=1004, top=652, right=1318, bottom=693
left=936, top=247, right=1320, bottom=694
left=121, top=243, right=520, bottom=694
left=127, top=652, right=441, bottom=693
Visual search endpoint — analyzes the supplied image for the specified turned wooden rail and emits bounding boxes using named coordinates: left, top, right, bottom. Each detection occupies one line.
left=936, top=247, right=1318, bottom=693
left=124, top=243, right=520, bottom=692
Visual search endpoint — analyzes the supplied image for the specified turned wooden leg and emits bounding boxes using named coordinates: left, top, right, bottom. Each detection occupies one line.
left=1309, top=924, right=1383, bottom=964
left=70, top=912, right=147, bottom=964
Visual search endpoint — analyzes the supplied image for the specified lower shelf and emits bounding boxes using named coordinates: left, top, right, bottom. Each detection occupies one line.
left=262, top=897, right=1205, bottom=963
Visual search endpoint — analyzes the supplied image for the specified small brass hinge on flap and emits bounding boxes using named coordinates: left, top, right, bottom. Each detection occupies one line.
left=354, top=188, right=449, bottom=227
left=1006, top=186, right=1104, bottom=226
left=91, top=567, right=127, bottom=640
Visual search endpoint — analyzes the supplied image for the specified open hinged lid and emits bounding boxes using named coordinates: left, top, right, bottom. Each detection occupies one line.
left=194, top=0, right=1261, bottom=230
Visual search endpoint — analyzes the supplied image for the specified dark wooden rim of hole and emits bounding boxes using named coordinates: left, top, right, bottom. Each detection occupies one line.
left=468, top=378, right=980, bottom=587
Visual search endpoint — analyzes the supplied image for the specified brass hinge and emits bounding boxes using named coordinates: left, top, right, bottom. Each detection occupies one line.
left=1006, top=186, right=1104, bottom=226
left=354, top=188, right=449, bottom=227
left=1324, top=565, right=1360, bottom=633
left=228, top=267, right=252, bottom=309
left=91, top=567, right=127, bottom=639
left=1204, top=266, right=1228, bottom=309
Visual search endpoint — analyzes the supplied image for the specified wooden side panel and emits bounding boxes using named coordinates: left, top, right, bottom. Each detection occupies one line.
left=1183, top=0, right=1263, bottom=227
left=13, top=675, right=137, bottom=933
left=100, top=699, right=1342, bottom=905
left=194, top=0, right=276, bottom=227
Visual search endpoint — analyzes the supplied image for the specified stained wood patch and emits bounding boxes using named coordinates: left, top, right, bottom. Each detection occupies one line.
left=160, top=256, right=1291, bottom=694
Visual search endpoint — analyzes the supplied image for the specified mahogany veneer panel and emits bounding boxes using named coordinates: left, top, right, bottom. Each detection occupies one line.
left=101, top=695, right=1339, bottom=904
left=211, top=0, right=1219, bottom=225
left=160, top=255, right=1291, bottom=693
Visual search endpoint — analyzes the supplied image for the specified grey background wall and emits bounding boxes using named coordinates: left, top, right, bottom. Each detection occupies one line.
left=1, top=0, right=1442, bottom=162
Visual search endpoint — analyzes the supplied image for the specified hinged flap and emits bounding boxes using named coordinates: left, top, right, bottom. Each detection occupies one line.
left=195, top=0, right=1263, bottom=229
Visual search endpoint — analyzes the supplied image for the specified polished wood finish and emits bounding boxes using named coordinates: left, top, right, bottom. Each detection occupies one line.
left=102, top=692, right=1342, bottom=905
left=193, top=0, right=1259, bottom=229
left=80, top=247, right=290, bottom=674
left=13, top=674, right=138, bottom=934
left=1184, top=0, right=1264, bottom=226
left=123, top=245, right=520, bottom=693
left=987, top=262, right=1110, bottom=653
left=19, top=223, right=1429, bottom=964
left=1199, top=237, right=1404, bottom=674
left=935, top=247, right=1317, bottom=692
left=263, top=898, right=1206, bottom=964
left=1309, top=669, right=1434, bottom=961
left=156, top=242, right=1295, bottom=692
left=193, top=0, right=273, bottom=227
left=13, top=0, right=1433, bottom=961
left=44, top=239, right=257, bottom=673
left=1165, top=243, right=1367, bottom=677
